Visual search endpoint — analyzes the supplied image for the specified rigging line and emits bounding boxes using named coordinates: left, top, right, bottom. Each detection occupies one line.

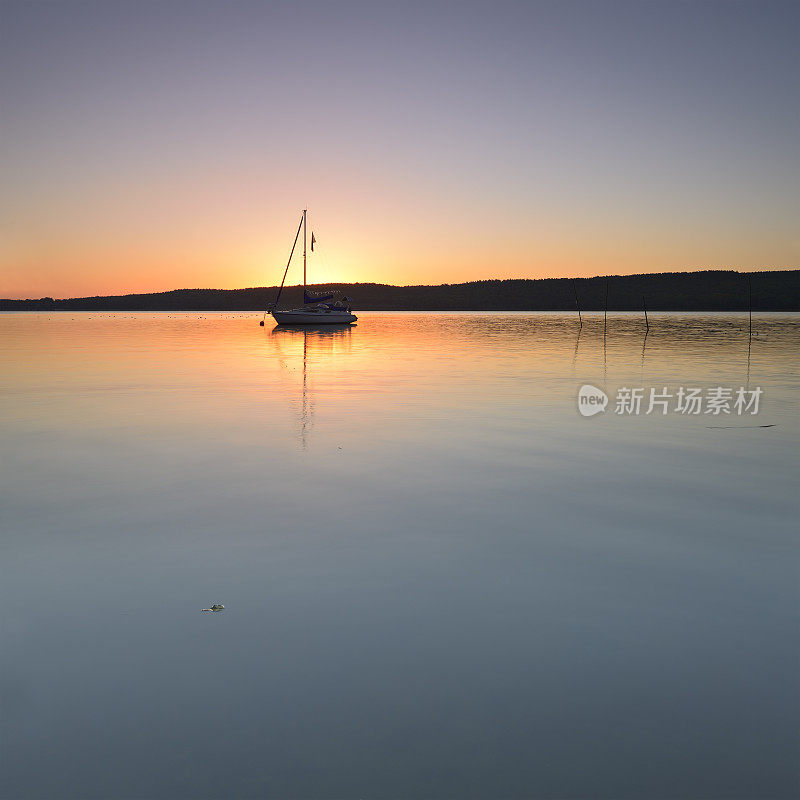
left=316, top=237, right=332, bottom=284
left=272, top=213, right=305, bottom=309
left=313, top=234, right=340, bottom=295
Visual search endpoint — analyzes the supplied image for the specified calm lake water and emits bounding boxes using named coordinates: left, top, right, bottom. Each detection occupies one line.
left=1, top=312, right=798, bottom=800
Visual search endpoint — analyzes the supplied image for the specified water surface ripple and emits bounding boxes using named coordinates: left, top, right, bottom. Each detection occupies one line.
left=1, top=312, right=797, bottom=799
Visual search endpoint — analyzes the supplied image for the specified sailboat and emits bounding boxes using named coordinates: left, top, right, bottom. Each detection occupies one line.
left=261, top=209, right=357, bottom=326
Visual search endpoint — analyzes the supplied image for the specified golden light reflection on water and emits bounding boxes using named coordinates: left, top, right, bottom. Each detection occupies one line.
left=1, top=311, right=798, bottom=800
left=269, top=326, right=354, bottom=449
left=2, top=312, right=798, bottom=455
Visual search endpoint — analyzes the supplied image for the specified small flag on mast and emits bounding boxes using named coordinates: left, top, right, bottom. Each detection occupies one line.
left=311, top=233, right=316, bottom=252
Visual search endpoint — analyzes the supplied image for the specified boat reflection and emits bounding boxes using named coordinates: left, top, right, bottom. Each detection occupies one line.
left=269, top=325, right=353, bottom=449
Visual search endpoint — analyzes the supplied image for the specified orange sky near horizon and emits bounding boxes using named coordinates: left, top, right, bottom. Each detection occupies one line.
left=1, top=1, right=797, bottom=300
left=3, top=194, right=796, bottom=299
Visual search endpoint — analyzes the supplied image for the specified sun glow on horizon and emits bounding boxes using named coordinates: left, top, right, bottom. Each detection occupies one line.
left=1, top=2, right=797, bottom=299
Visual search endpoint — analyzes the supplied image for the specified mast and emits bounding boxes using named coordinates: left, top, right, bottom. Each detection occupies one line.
left=303, top=208, right=307, bottom=298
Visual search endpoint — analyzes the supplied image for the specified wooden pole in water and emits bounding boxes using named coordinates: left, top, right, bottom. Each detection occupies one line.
left=748, top=274, right=752, bottom=338
left=604, top=280, right=609, bottom=336
left=643, top=295, right=649, bottom=331
left=571, top=279, right=582, bottom=327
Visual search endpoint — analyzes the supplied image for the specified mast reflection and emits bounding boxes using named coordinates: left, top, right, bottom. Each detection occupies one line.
left=269, top=325, right=353, bottom=449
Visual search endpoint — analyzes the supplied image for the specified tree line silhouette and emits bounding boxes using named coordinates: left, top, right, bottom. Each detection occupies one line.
left=2, top=270, right=797, bottom=311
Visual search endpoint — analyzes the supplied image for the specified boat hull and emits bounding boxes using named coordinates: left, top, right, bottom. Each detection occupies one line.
left=271, top=309, right=357, bottom=325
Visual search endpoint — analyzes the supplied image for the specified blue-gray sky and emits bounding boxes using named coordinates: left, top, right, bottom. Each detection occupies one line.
left=1, top=0, right=797, bottom=296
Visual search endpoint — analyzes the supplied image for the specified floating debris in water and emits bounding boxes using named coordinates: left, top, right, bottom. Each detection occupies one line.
left=201, top=604, right=225, bottom=612
left=706, top=424, right=776, bottom=429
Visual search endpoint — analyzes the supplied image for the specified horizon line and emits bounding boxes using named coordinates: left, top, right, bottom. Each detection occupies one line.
left=5, top=267, right=798, bottom=303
